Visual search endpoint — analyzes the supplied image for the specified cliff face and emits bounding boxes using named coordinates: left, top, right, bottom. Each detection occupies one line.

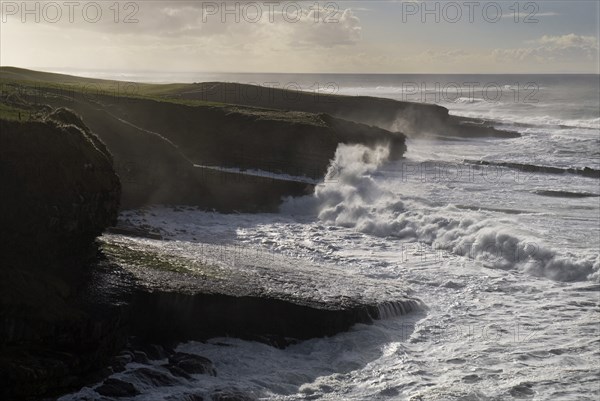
left=0, top=110, right=121, bottom=265
left=177, top=82, right=519, bottom=138
left=12, top=92, right=314, bottom=210
left=22, top=90, right=402, bottom=209
left=95, top=98, right=406, bottom=178
left=0, top=111, right=124, bottom=400
left=174, top=82, right=449, bottom=131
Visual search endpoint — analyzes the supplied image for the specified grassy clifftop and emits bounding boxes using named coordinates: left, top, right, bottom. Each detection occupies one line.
left=0, top=68, right=406, bottom=210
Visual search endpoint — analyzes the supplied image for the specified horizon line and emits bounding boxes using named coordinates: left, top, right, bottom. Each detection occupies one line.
left=2, top=66, right=599, bottom=76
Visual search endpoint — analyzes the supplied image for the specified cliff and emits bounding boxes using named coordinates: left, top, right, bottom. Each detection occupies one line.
left=91, top=96, right=406, bottom=177
left=0, top=110, right=121, bottom=265
left=1, top=71, right=406, bottom=209
left=173, top=82, right=520, bottom=138
left=0, top=111, right=124, bottom=400
left=0, top=71, right=425, bottom=400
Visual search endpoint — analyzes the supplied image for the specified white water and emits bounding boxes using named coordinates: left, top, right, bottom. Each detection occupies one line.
left=61, top=76, right=600, bottom=401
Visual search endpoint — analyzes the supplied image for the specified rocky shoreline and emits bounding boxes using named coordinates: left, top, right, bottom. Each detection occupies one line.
left=0, top=67, right=526, bottom=400
left=0, top=71, right=427, bottom=400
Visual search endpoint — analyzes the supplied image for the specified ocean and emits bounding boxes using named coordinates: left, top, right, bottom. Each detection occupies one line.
left=60, top=73, right=600, bottom=400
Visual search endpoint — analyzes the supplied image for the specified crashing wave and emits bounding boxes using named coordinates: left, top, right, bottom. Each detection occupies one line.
left=283, top=144, right=599, bottom=282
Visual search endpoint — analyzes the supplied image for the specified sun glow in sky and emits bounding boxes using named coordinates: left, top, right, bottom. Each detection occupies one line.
left=1, top=1, right=599, bottom=73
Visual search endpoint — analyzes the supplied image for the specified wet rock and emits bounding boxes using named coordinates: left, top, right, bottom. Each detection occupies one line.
left=131, top=367, right=178, bottom=387
left=127, top=337, right=172, bottom=360
left=166, top=393, right=204, bottom=401
left=462, top=374, right=481, bottom=383
left=132, top=351, right=150, bottom=364
left=95, top=378, right=140, bottom=397
left=168, top=352, right=216, bottom=376
left=117, top=351, right=134, bottom=364
left=211, top=389, right=258, bottom=401
left=141, top=344, right=170, bottom=361
left=379, top=387, right=399, bottom=396
left=163, top=364, right=192, bottom=380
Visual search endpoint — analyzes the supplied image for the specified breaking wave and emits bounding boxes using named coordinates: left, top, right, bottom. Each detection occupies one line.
left=282, top=144, right=599, bottom=282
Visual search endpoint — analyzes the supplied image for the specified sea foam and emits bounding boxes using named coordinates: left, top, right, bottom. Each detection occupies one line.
left=282, top=144, right=599, bottom=282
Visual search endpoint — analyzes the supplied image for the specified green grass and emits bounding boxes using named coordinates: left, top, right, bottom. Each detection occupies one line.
left=0, top=72, right=329, bottom=127
left=0, top=66, right=338, bottom=130
left=226, top=106, right=328, bottom=126
left=0, top=103, right=21, bottom=120
left=0, top=67, right=196, bottom=96
left=1, top=78, right=223, bottom=107
left=0, top=99, right=31, bottom=121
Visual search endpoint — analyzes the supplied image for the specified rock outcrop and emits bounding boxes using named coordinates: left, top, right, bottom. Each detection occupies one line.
left=0, top=78, right=424, bottom=399
left=6, top=89, right=315, bottom=211
left=0, top=110, right=124, bottom=400
left=33, top=89, right=406, bottom=177
left=98, top=233, right=425, bottom=349
left=1, top=70, right=410, bottom=210
left=91, top=97, right=407, bottom=177
left=0, top=110, right=120, bottom=265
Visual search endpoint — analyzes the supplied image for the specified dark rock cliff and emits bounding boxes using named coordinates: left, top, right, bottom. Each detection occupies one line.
left=94, top=98, right=407, bottom=178
left=0, top=111, right=124, bottom=400
left=19, top=89, right=403, bottom=209
left=10, top=91, right=314, bottom=211
left=179, top=82, right=519, bottom=138
left=0, top=110, right=120, bottom=265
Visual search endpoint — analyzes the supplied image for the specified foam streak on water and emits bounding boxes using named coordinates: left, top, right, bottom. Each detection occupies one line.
left=61, top=74, right=599, bottom=400
left=61, top=202, right=600, bottom=400
left=62, top=142, right=599, bottom=399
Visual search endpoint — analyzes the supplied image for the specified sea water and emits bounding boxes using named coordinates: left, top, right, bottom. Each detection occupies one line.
left=60, top=74, right=599, bottom=400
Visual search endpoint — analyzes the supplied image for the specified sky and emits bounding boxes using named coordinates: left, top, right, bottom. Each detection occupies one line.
left=0, top=1, right=599, bottom=74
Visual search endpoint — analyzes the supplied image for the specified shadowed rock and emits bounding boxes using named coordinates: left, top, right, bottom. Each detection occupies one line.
left=131, top=367, right=178, bottom=387
left=211, top=389, right=258, bottom=401
left=0, top=112, right=124, bottom=400
left=168, top=352, right=216, bottom=376
left=176, top=82, right=520, bottom=139
left=0, top=112, right=120, bottom=266
left=97, top=236, right=425, bottom=348
left=96, top=378, right=140, bottom=397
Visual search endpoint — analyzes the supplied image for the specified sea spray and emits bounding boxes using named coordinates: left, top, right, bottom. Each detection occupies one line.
left=282, top=144, right=599, bottom=282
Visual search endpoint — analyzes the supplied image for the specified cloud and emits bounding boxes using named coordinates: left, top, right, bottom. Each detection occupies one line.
left=1, top=2, right=361, bottom=47
left=0, top=2, right=365, bottom=73
left=501, top=11, right=559, bottom=19
left=492, top=33, right=598, bottom=63
left=417, top=49, right=469, bottom=63
left=154, top=4, right=362, bottom=48
left=291, top=8, right=362, bottom=47
left=537, top=33, right=597, bottom=48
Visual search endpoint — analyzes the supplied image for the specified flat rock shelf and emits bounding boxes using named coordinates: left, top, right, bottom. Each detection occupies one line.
left=96, top=231, right=425, bottom=348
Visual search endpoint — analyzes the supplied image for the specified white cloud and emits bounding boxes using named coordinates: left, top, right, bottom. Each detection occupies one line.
left=291, top=8, right=362, bottom=47
left=1, top=2, right=364, bottom=72
left=537, top=33, right=597, bottom=48
left=1, top=2, right=597, bottom=74
left=501, top=11, right=559, bottom=19
left=492, top=34, right=598, bottom=64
